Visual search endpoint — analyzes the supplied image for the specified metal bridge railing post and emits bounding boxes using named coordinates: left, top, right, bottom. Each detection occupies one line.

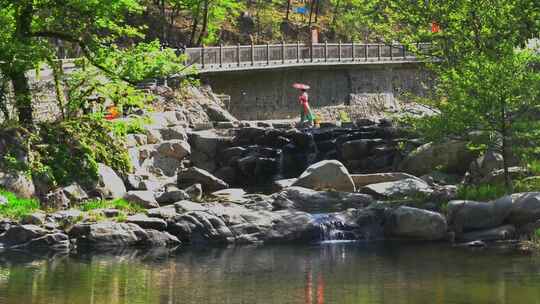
left=219, top=44, right=223, bottom=68
left=251, top=42, right=255, bottom=66
left=390, top=44, right=393, bottom=60
left=237, top=43, right=241, bottom=67
left=377, top=44, right=381, bottom=61
left=364, top=44, right=368, bottom=61
left=296, top=41, right=300, bottom=63
left=310, top=42, right=314, bottom=63
left=352, top=41, right=355, bottom=61
left=201, top=45, right=205, bottom=69
left=402, top=44, right=406, bottom=59
left=266, top=43, right=270, bottom=65
left=281, top=41, right=285, bottom=64
left=324, top=41, right=328, bottom=62
left=338, top=41, right=342, bottom=62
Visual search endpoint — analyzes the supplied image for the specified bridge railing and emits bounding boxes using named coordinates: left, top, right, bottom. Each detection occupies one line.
left=185, top=42, right=430, bottom=71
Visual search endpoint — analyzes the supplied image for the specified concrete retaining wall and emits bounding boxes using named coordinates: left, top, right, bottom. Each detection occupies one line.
left=201, top=62, right=434, bottom=120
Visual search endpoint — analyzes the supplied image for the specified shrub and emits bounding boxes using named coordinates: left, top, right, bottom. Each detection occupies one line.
left=456, top=184, right=507, bottom=201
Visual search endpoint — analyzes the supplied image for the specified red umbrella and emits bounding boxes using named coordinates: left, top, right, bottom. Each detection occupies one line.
left=292, top=83, right=310, bottom=90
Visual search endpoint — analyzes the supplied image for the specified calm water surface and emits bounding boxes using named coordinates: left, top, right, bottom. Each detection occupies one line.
left=0, top=242, right=540, bottom=304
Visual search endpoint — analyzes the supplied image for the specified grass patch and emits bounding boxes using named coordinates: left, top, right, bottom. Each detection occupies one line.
left=78, top=198, right=145, bottom=214
left=456, top=183, right=508, bottom=201
left=0, top=189, right=40, bottom=220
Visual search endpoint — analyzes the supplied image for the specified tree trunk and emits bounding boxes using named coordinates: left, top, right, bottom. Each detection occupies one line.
left=189, top=2, right=201, bottom=47
left=196, top=0, right=210, bottom=46
left=500, top=98, right=512, bottom=192
left=285, top=0, right=292, bottom=20
left=8, top=70, right=33, bottom=125
left=331, top=0, right=341, bottom=27
left=308, top=0, right=315, bottom=27
left=48, top=59, right=66, bottom=119
left=0, top=74, right=9, bottom=120
left=314, top=0, right=320, bottom=23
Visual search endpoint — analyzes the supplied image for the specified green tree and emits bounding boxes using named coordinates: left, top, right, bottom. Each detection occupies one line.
left=0, top=0, right=144, bottom=124
left=365, top=0, right=540, bottom=190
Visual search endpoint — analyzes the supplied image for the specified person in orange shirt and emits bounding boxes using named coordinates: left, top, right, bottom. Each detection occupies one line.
left=299, top=89, right=314, bottom=127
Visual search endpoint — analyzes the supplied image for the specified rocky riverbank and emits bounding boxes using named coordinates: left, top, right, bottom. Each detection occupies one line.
left=1, top=85, right=539, bottom=253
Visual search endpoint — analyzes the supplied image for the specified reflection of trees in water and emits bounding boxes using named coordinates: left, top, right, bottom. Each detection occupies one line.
left=1, top=244, right=540, bottom=304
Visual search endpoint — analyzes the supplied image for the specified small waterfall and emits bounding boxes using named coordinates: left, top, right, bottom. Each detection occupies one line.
left=313, top=213, right=354, bottom=243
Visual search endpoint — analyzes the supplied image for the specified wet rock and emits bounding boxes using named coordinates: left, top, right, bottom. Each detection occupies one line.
left=360, top=178, right=433, bottom=199
left=0, top=225, right=49, bottom=247
left=278, top=186, right=373, bottom=212
left=50, top=210, right=85, bottom=224
left=69, top=222, right=148, bottom=248
left=399, top=140, right=477, bottom=176
left=127, top=214, right=167, bottom=231
left=157, top=140, right=191, bottom=161
left=385, top=206, right=447, bottom=240
left=341, top=139, right=383, bottom=160
left=265, top=210, right=317, bottom=242
left=292, top=160, right=355, bottom=192
left=178, top=167, right=229, bottom=193
left=124, top=191, right=159, bottom=209
left=168, top=211, right=234, bottom=244
left=26, top=233, right=71, bottom=251
left=141, top=230, right=181, bottom=247
left=508, top=192, right=540, bottom=225
left=447, top=196, right=513, bottom=233
left=351, top=172, right=422, bottom=188
left=95, top=163, right=126, bottom=199
left=459, top=225, right=516, bottom=242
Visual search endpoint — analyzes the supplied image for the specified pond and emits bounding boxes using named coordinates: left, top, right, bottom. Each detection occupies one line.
left=0, top=242, right=539, bottom=304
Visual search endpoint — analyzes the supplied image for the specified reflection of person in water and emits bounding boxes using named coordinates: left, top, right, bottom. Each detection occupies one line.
left=305, top=266, right=325, bottom=304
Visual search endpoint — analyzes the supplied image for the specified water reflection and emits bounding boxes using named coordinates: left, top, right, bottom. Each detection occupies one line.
left=0, top=243, right=539, bottom=304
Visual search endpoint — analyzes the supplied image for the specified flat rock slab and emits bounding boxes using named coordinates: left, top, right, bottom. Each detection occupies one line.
left=361, top=178, right=433, bottom=199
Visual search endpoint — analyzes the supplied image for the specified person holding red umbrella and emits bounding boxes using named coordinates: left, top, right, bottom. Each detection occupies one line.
left=293, top=83, right=314, bottom=127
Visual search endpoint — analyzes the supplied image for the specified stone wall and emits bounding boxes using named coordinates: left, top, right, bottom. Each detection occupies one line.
left=201, top=62, right=434, bottom=121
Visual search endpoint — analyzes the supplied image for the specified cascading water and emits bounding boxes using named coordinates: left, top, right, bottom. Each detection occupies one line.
left=312, top=213, right=355, bottom=243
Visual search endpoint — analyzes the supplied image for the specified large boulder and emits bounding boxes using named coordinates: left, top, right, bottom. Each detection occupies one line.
left=178, top=167, right=229, bottom=193
left=507, top=192, right=540, bottom=225
left=399, top=140, right=477, bottom=176
left=157, top=140, right=191, bottom=161
left=446, top=196, right=513, bottom=233
left=265, top=210, right=318, bottom=242
left=124, top=191, right=159, bottom=209
left=188, top=130, right=232, bottom=172
left=276, top=186, right=374, bottom=213
left=168, top=211, right=234, bottom=244
left=291, top=160, right=355, bottom=192
left=0, top=225, right=49, bottom=247
left=202, top=103, right=238, bottom=122
left=95, top=163, right=126, bottom=199
left=385, top=206, right=447, bottom=240
left=69, top=222, right=175, bottom=248
left=26, top=232, right=71, bottom=251
left=360, top=178, right=433, bottom=199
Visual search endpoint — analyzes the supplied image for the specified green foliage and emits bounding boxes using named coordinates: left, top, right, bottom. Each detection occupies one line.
left=111, top=117, right=147, bottom=138
left=30, top=116, right=132, bottom=189
left=456, top=184, right=508, bottom=201
left=0, top=189, right=40, bottom=220
left=78, top=198, right=145, bottom=214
